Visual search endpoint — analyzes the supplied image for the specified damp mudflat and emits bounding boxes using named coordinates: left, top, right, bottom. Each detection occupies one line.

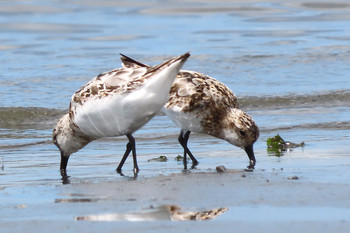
left=1, top=0, right=350, bottom=232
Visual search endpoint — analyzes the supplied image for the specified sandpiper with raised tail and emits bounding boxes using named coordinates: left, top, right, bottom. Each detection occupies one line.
left=53, top=52, right=190, bottom=177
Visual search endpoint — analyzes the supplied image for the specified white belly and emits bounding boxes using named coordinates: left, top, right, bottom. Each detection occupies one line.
left=74, top=89, right=166, bottom=138
left=162, top=106, right=203, bottom=133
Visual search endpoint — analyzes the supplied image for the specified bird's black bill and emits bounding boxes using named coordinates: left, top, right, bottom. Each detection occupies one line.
left=59, top=152, right=70, bottom=184
left=244, top=145, right=256, bottom=169
left=60, top=151, right=70, bottom=176
left=60, top=152, right=69, bottom=170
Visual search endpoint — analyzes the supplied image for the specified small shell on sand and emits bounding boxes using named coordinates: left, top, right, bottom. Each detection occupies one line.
left=216, top=165, right=227, bottom=173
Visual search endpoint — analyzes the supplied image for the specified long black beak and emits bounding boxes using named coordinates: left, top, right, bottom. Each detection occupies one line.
left=60, top=151, right=69, bottom=170
left=60, top=151, right=69, bottom=172
left=60, top=151, right=70, bottom=184
left=244, top=145, right=256, bottom=169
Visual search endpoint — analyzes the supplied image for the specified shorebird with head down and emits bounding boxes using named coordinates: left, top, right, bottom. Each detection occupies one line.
left=53, top=52, right=190, bottom=178
left=120, top=54, right=259, bottom=170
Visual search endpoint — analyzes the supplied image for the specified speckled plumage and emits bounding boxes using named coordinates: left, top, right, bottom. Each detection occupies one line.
left=164, top=70, right=239, bottom=138
left=120, top=54, right=259, bottom=169
left=166, top=70, right=258, bottom=142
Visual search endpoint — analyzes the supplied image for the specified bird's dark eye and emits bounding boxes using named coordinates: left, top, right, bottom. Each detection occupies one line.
left=239, top=130, right=246, bottom=137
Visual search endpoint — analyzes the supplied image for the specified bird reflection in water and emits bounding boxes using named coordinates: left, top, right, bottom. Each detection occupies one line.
left=75, top=205, right=228, bottom=221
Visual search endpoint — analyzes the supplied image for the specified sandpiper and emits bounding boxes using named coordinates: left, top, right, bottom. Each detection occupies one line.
left=120, top=54, right=259, bottom=170
left=53, top=52, right=190, bottom=177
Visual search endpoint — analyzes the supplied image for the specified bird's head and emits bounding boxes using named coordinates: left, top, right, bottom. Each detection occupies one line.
left=52, top=114, right=90, bottom=171
left=221, top=109, right=259, bottom=169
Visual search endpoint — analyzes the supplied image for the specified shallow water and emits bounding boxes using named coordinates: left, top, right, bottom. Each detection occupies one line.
left=1, top=0, right=350, bottom=230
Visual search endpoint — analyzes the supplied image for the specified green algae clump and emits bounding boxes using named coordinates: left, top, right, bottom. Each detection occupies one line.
left=148, top=155, right=168, bottom=162
left=267, top=134, right=305, bottom=156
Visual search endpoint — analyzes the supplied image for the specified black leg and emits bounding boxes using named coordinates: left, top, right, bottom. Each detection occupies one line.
left=116, top=134, right=139, bottom=174
left=182, top=131, right=198, bottom=165
left=116, top=136, right=133, bottom=173
left=178, top=131, right=188, bottom=169
left=178, top=130, right=198, bottom=170
left=128, top=134, right=139, bottom=174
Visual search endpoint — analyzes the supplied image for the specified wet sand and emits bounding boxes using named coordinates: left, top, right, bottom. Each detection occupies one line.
left=2, top=150, right=350, bottom=233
